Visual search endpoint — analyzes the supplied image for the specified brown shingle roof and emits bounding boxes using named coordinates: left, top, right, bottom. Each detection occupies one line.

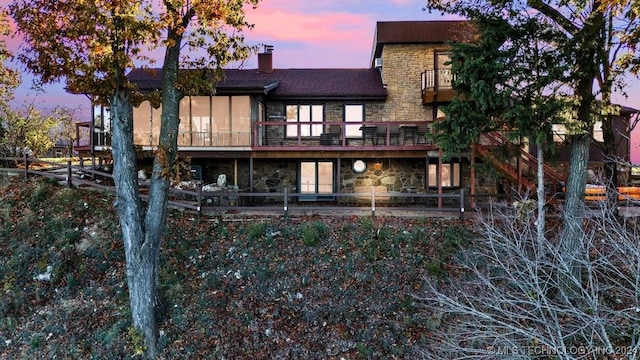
left=127, top=68, right=387, bottom=100
left=371, top=20, right=471, bottom=63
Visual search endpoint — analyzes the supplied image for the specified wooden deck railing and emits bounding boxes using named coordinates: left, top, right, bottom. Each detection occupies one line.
left=75, top=121, right=437, bottom=153
left=0, top=155, right=468, bottom=219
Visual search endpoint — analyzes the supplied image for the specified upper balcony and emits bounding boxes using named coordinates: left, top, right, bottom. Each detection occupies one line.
left=421, top=69, right=457, bottom=104
left=253, top=120, right=435, bottom=153
left=74, top=120, right=437, bottom=155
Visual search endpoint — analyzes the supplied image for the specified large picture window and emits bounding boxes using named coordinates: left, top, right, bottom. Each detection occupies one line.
left=428, top=162, right=461, bottom=188
left=286, top=104, right=323, bottom=138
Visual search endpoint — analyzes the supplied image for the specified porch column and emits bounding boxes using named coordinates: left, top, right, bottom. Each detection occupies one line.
left=425, top=156, right=429, bottom=206
left=234, top=159, right=238, bottom=187
left=249, top=157, right=254, bottom=193
left=336, top=157, right=341, bottom=204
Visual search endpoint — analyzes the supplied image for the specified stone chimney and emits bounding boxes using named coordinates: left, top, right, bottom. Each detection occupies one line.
left=258, top=45, right=274, bottom=73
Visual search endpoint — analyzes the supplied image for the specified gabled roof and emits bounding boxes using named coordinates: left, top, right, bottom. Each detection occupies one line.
left=127, top=68, right=387, bottom=101
left=370, top=20, right=471, bottom=64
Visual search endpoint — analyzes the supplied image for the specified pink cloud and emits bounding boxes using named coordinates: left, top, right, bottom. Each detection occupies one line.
left=242, top=3, right=374, bottom=68
left=246, top=7, right=371, bottom=44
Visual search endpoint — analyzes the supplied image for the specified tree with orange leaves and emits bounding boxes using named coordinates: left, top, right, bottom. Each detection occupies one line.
left=9, top=1, right=259, bottom=358
left=0, top=8, right=19, bottom=111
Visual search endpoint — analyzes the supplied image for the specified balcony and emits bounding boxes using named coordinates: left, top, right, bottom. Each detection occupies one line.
left=421, top=69, right=458, bottom=104
left=73, top=120, right=112, bottom=154
left=253, top=120, right=435, bottom=152
left=75, top=121, right=437, bottom=156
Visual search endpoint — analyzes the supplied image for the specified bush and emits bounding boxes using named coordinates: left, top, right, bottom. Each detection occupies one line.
left=417, top=202, right=640, bottom=359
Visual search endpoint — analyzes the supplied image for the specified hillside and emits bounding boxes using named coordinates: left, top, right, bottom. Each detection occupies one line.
left=0, top=176, right=470, bottom=359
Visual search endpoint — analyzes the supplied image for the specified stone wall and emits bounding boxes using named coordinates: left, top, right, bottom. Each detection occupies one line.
left=252, top=160, right=297, bottom=193
left=380, top=44, right=448, bottom=121
left=340, top=158, right=426, bottom=203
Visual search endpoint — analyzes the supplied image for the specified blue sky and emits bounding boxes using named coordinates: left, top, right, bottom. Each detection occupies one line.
left=5, top=0, right=640, bottom=161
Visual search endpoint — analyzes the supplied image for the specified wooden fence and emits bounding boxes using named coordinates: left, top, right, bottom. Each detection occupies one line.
left=0, top=155, right=471, bottom=219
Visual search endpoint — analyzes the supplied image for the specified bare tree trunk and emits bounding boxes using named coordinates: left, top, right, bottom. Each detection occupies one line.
left=600, top=112, right=619, bottom=212
left=561, top=133, right=589, bottom=244
left=109, top=21, right=186, bottom=360
left=110, top=89, right=159, bottom=358
left=124, top=25, right=183, bottom=359
left=559, top=133, right=590, bottom=298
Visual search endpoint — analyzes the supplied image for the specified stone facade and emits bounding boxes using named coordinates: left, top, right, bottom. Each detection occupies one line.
left=341, top=158, right=426, bottom=195
left=380, top=44, right=449, bottom=122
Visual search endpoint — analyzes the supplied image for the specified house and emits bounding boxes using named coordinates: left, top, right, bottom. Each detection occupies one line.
left=73, top=20, right=637, bottom=206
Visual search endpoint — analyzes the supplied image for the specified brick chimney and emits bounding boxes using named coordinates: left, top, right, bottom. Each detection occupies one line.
left=258, top=45, right=274, bottom=73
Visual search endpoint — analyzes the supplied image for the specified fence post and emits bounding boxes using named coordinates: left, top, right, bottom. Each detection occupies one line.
left=371, top=186, right=376, bottom=218
left=459, top=188, right=465, bottom=221
left=284, top=187, right=289, bottom=218
left=196, top=183, right=203, bottom=217
left=23, top=153, right=29, bottom=180
left=67, top=160, right=72, bottom=188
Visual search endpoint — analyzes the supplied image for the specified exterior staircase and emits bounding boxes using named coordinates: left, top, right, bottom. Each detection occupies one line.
left=474, top=132, right=566, bottom=194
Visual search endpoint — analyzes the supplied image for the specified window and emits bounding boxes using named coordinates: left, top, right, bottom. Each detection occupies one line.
left=286, top=105, right=323, bottom=138
left=552, top=124, right=566, bottom=143
left=428, top=162, right=461, bottom=188
left=93, top=105, right=112, bottom=133
left=344, top=104, right=364, bottom=138
left=593, top=121, right=603, bottom=142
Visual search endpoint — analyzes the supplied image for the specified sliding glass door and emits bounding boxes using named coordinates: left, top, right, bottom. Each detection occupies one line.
left=299, top=161, right=334, bottom=201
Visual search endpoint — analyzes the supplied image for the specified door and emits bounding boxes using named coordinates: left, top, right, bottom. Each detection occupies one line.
left=299, top=161, right=334, bottom=201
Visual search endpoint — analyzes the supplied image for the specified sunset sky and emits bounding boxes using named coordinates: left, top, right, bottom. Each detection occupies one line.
left=4, top=0, right=640, bottom=162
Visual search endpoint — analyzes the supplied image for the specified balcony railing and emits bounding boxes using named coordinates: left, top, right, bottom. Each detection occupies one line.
left=76, top=121, right=435, bottom=152
left=128, top=131, right=252, bottom=147
left=254, top=120, right=434, bottom=149
left=421, top=69, right=455, bottom=93
left=177, top=131, right=251, bottom=147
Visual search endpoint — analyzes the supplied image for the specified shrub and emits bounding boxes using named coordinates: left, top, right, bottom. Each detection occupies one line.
left=417, top=202, right=640, bottom=359
left=301, top=223, right=319, bottom=246
left=424, top=224, right=470, bottom=276
left=247, top=222, right=267, bottom=240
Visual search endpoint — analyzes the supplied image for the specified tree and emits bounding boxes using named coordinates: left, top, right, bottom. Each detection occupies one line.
left=433, top=15, right=570, bottom=241
left=49, top=107, right=80, bottom=158
left=417, top=204, right=640, bottom=359
left=0, top=103, right=60, bottom=157
left=424, top=0, right=638, bottom=253
left=9, top=1, right=259, bottom=358
left=0, top=7, right=20, bottom=154
left=0, top=8, right=18, bottom=110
